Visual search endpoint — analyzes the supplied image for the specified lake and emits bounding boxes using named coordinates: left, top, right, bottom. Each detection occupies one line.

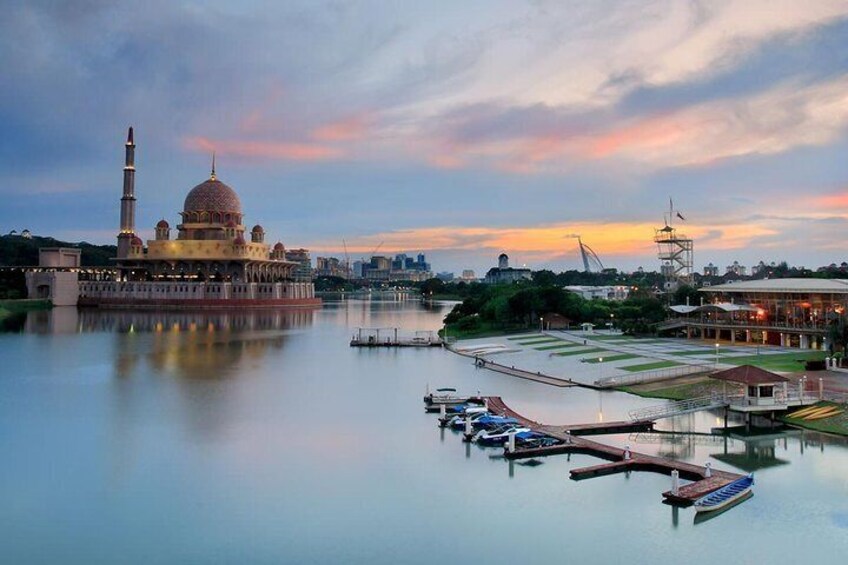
left=1, top=299, right=848, bottom=563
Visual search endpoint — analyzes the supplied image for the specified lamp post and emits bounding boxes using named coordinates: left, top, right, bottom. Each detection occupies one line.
left=714, top=342, right=720, bottom=370
left=539, top=316, right=544, bottom=333
left=598, top=357, right=604, bottom=383
left=610, top=313, right=615, bottom=333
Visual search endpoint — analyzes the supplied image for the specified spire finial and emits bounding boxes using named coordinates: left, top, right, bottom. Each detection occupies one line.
left=127, top=126, right=134, bottom=144
left=210, top=151, right=216, bottom=180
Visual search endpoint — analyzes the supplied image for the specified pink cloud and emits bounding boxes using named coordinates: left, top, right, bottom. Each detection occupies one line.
left=311, top=115, right=370, bottom=142
left=184, top=136, right=343, bottom=161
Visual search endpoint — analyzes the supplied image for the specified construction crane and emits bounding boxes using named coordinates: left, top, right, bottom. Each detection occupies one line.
left=370, top=241, right=384, bottom=257
left=342, top=239, right=350, bottom=278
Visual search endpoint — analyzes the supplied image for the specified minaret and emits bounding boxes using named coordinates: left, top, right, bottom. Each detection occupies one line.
left=116, top=127, right=137, bottom=259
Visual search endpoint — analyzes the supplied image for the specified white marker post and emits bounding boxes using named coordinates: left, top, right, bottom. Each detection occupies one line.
left=440, top=403, right=446, bottom=419
left=671, top=470, right=680, bottom=496
left=507, top=431, right=516, bottom=454
left=704, top=462, right=712, bottom=478
left=624, top=445, right=631, bottom=461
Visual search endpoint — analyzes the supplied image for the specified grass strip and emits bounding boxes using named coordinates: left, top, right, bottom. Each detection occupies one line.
left=534, top=342, right=582, bottom=351
left=583, top=353, right=641, bottom=364
left=619, top=360, right=684, bottom=372
left=726, top=351, right=825, bottom=372
left=553, top=347, right=606, bottom=357
left=515, top=338, right=561, bottom=346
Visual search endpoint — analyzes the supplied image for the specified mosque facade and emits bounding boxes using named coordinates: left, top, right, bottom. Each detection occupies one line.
left=77, top=128, right=318, bottom=308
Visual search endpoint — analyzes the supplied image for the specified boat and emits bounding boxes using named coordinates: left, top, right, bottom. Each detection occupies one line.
left=450, top=413, right=518, bottom=431
left=423, top=388, right=481, bottom=406
left=693, top=474, right=754, bottom=514
left=474, top=426, right=531, bottom=446
left=514, top=431, right=560, bottom=448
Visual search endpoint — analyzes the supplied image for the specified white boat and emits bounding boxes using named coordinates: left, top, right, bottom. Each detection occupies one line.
left=473, top=425, right=531, bottom=446
left=694, top=474, right=754, bottom=513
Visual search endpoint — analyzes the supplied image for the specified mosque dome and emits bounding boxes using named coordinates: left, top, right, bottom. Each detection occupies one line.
left=156, top=219, right=169, bottom=228
left=131, top=236, right=143, bottom=246
left=183, top=178, right=241, bottom=214
left=274, top=242, right=285, bottom=251
left=252, top=224, right=264, bottom=233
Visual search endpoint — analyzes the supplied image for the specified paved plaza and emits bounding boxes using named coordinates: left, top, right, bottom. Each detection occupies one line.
left=454, top=330, right=816, bottom=386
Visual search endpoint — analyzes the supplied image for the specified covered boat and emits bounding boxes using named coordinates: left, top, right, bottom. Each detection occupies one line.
left=694, top=474, right=754, bottom=513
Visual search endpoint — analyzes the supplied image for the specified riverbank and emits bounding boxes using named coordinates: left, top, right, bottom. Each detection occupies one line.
left=0, top=299, right=51, bottom=318
left=621, top=374, right=848, bottom=436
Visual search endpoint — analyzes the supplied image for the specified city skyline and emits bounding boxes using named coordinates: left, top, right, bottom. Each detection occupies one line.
left=2, top=1, right=848, bottom=275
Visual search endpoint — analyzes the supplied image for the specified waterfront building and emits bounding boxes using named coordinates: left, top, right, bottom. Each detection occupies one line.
left=664, top=278, right=848, bottom=350
left=484, top=253, right=532, bottom=284
left=564, top=285, right=630, bottom=301
left=76, top=128, right=318, bottom=307
left=315, top=256, right=349, bottom=279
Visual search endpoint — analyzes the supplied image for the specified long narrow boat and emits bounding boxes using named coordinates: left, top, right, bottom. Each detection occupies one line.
left=694, top=474, right=754, bottom=513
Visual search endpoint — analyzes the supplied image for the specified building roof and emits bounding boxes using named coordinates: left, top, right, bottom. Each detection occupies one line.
left=184, top=178, right=242, bottom=214
left=669, top=303, right=759, bottom=314
left=710, top=365, right=789, bottom=385
left=702, top=278, right=848, bottom=294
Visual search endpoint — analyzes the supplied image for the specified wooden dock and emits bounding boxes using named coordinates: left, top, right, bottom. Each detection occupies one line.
left=484, top=397, right=743, bottom=506
left=350, top=327, right=443, bottom=347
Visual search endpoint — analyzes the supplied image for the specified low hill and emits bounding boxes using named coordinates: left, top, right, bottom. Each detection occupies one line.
left=0, top=234, right=116, bottom=267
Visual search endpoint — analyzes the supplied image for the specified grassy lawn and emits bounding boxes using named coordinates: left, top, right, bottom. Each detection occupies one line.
left=445, top=323, right=531, bottom=341
left=619, top=360, right=684, bottom=372
left=584, top=353, right=641, bottom=364
left=553, top=347, right=607, bottom=357
left=667, top=349, right=717, bottom=356
left=620, top=378, right=740, bottom=400
left=726, top=351, right=826, bottom=372
left=506, top=334, right=542, bottom=341
left=534, top=342, right=582, bottom=351
left=780, top=401, right=848, bottom=436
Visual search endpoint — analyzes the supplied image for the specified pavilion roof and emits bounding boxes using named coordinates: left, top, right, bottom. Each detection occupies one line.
left=710, top=365, right=789, bottom=385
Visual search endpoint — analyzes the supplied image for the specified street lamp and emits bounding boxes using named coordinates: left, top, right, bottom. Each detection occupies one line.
left=598, top=357, right=604, bottom=382
left=610, top=313, right=615, bottom=333
left=714, top=342, right=720, bottom=370
left=539, top=316, right=544, bottom=333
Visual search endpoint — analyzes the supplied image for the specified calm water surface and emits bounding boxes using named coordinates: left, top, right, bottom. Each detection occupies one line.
left=1, top=300, right=848, bottom=564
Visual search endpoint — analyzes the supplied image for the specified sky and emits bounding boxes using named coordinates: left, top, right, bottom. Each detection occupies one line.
left=2, top=0, right=847, bottom=275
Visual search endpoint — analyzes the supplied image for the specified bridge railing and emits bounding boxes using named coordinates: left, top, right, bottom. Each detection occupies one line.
left=595, top=363, right=712, bottom=388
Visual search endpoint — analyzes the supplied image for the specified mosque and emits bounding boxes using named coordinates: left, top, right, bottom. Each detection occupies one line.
left=73, top=128, right=318, bottom=307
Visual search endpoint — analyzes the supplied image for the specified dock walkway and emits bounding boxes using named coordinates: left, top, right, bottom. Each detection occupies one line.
left=484, top=397, right=742, bottom=505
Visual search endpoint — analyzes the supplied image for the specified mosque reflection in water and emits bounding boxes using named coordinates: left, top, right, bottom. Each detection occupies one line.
left=15, top=307, right=315, bottom=381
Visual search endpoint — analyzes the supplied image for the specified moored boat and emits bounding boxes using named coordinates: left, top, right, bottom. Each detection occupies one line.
left=694, top=474, right=754, bottom=513
left=474, top=425, right=531, bottom=446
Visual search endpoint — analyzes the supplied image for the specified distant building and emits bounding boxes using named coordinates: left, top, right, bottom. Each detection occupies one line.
left=352, top=260, right=365, bottom=278
left=21, top=229, right=32, bottom=239
left=564, top=285, right=630, bottom=301
left=484, top=253, right=531, bottom=284
left=703, top=263, right=719, bottom=277
left=436, top=272, right=454, bottom=282
left=286, top=249, right=313, bottom=281
left=461, top=269, right=476, bottom=281
left=725, top=261, right=747, bottom=277
left=356, top=252, right=432, bottom=282
left=315, top=256, right=349, bottom=279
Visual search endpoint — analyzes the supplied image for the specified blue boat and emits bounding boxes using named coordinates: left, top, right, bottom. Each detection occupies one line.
left=694, top=474, right=754, bottom=513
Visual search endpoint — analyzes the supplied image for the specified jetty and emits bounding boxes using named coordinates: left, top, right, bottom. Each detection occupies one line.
left=350, top=327, right=443, bottom=347
left=481, top=397, right=744, bottom=505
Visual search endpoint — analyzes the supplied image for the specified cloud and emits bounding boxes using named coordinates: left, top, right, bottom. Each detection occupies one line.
left=311, top=115, right=370, bottom=142
left=183, top=136, right=343, bottom=162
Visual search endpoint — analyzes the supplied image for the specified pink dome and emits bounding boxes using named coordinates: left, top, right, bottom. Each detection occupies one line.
left=252, top=224, right=264, bottom=233
left=131, top=236, right=143, bottom=246
left=183, top=178, right=241, bottom=214
left=273, top=242, right=284, bottom=251
left=156, top=219, right=169, bottom=228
